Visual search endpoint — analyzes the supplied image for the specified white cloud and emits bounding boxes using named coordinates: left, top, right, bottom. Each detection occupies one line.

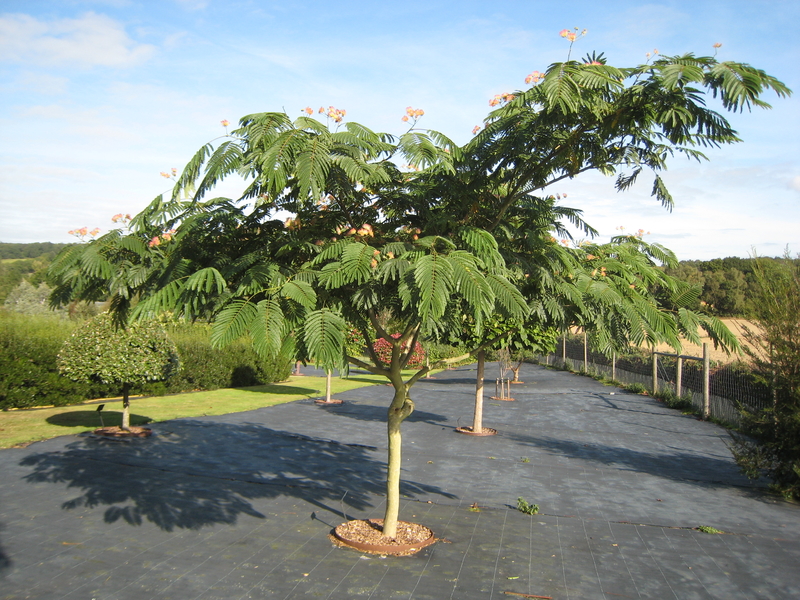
left=0, top=12, right=156, bottom=68
left=790, top=176, right=800, bottom=192
left=8, top=72, right=69, bottom=95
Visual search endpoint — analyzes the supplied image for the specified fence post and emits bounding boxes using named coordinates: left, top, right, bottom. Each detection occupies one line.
left=676, top=353, right=683, bottom=398
left=703, top=343, right=710, bottom=419
left=652, top=350, right=658, bottom=394
left=562, top=335, right=566, bottom=364
left=583, top=331, right=588, bottom=371
left=612, top=352, right=616, bottom=381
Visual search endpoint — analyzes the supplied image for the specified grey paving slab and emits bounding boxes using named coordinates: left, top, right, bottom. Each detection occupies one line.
left=1, top=362, right=799, bottom=599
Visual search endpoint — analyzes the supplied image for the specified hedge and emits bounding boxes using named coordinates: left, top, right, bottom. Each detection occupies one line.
left=0, top=311, right=293, bottom=410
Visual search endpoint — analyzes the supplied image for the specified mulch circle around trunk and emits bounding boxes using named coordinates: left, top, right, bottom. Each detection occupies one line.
left=455, top=426, right=498, bottom=436
left=331, top=519, right=435, bottom=555
left=315, top=399, right=344, bottom=405
left=93, top=426, right=152, bottom=438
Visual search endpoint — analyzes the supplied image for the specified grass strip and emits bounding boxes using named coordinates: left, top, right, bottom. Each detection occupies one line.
left=0, top=371, right=395, bottom=449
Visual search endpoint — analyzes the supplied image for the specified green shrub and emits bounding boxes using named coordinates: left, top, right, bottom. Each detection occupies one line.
left=624, top=382, right=648, bottom=394
left=654, top=388, right=696, bottom=412
left=0, top=312, right=91, bottom=409
left=0, top=313, right=294, bottom=410
left=425, top=341, right=470, bottom=366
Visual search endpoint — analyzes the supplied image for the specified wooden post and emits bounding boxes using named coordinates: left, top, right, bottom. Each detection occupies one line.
left=676, top=354, right=683, bottom=398
left=652, top=351, right=658, bottom=394
left=562, top=335, right=566, bottom=363
left=583, top=330, right=588, bottom=370
left=612, top=352, right=616, bottom=381
left=703, top=343, right=710, bottom=419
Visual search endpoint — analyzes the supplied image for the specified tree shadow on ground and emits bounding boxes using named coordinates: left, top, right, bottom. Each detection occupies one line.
left=20, top=420, right=455, bottom=532
left=320, top=402, right=450, bottom=426
left=0, top=529, right=10, bottom=578
left=505, top=430, right=763, bottom=491
left=46, top=411, right=151, bottom=428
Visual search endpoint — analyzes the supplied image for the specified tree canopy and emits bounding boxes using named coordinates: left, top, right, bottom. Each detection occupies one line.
left=48, top=40, right=789, bottom=537
left=58, top=313, right=180, bottom=429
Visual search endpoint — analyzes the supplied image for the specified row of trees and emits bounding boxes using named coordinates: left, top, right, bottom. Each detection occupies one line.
left=46, top=39, right=789, bottom=535
left=665, top=256, right=800, bottom=316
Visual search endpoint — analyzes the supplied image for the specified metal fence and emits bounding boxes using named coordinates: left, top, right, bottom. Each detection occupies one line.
left=535, top=335, right=772, bottom=427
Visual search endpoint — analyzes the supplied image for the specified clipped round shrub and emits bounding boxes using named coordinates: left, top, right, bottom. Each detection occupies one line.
left=58, top=314, right=180, bottom=388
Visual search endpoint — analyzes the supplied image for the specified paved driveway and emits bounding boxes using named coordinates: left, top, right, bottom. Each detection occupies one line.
left=1, top=363, right=798, bottom=599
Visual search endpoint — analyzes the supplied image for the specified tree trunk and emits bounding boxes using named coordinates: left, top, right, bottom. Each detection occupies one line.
left=511, top=359, right=522, bottom=383
left=325, top=369, right=332, bottom=402
left=472, top=349, right=485, bottom=433
left=383, top=377, right=414, bottom=538
left=121, top=383, right=131, bottom=431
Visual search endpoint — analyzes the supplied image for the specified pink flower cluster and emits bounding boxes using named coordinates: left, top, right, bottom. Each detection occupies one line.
left=319, top=106, right=346, bottom=123
left=489, top=92, right=515, bottom=107
left=148, top=229, right=176, bottom=247
left=559, top=27, right=586, bottom=42
left=160, top=168, right=178, bottom=179
left=401, top=106, right=424, bottom=123
left=525, top=70, right=543, bottom=85
left=111, top=213, right=131, bottom=224
left=68, top=227, right=101, bottom=239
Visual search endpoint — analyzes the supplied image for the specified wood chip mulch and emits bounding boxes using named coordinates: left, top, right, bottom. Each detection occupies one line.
left=330, top=519, right=434, bottom=556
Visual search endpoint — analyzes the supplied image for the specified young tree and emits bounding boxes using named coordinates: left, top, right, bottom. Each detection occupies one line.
left=57, top=314, right=180, bottom=430
left=730, top=254, right=800, bottom=498
left=49, top=35, right=787, bottom=538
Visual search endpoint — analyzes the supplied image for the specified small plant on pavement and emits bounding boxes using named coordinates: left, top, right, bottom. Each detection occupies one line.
left=517, top=497, right=539, bottom=515
left=696, top=525, right=723, bottom=534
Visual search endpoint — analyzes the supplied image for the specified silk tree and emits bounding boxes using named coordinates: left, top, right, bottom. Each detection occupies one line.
left=48, top=41, right=788, bottom=541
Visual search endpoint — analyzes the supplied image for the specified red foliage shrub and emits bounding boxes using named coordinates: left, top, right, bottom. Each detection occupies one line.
left=372, top=334, right=426, bottom=368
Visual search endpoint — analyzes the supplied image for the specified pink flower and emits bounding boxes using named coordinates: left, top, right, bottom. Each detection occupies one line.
left=89, top=228, right=101, bottom=237
left=713, top=42, right=722, bottom=49
left=401, top=115, right=409, bottom=122
left=472, top=125, right=481, bottom=135
left=559, top=29, right=571, bottom=38
left=525, top=71, right=543, bottom=84
left=304, top=106, right=313, bottom=115
left=221, top=120, right=230, bottom=127
left=148, top=236, right=161, bottom=247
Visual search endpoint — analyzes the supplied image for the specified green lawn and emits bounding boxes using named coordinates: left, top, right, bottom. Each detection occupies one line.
left=0, top=372, right=394, bottom=449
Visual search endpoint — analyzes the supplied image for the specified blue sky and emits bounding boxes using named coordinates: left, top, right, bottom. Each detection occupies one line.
left=1, top=0, right=797, bottom=260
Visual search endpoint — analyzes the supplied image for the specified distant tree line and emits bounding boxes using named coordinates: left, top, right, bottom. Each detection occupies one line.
left=0, top=242, right=72, bottom=260
left=665, top=255, right=799, bottom=317
left=0, top=242, right=72, bottom=304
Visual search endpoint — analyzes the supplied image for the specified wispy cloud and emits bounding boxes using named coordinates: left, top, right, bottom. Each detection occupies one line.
left=0, top=12, right=156, bottom=68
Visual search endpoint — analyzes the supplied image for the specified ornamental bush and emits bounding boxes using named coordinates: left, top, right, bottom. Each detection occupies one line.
left=0, top=312, right=92, bottom=409
left=372, top=334, right=426, bottom=369
left=0, top=312, right=293, bottom=410
left=58, top=314, right=181, bottom=389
